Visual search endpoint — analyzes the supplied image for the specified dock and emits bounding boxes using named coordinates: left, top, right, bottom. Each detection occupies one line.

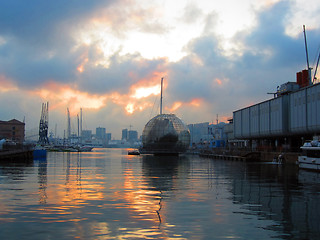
left=0, top=144, right=34, bottom=161
left=199, top=152, right=247, bottom=161
left=198, top=150, right=299, bottom=164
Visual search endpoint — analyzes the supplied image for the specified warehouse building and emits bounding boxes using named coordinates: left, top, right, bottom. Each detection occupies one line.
left=233, top=70, right=320, bottom=151
left=0, top=119, right=25, bottom=143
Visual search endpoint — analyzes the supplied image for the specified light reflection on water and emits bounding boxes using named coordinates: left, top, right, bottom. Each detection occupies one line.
left=0, top=148, right=319, bottom=239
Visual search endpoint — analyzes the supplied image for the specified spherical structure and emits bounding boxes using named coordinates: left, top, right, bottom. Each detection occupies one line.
left=141, top=114, right=190, bottom=154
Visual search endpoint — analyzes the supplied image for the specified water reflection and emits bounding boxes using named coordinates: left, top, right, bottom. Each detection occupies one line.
left=36, top=158, right=47, bottom=204
left=0, top=149, right=320, bottom=239
left=229, top=162, right=320, bottom=239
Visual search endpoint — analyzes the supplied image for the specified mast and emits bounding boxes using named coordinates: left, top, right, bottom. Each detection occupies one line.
left=67, top=108, right=71, bottom=140
left=80, top=108, right=82, bottom=144
left=303, top=25, right=312, bottom=84
left=160, top=77, right=163, bottom=115
left=77, top=114, right=79, bottom=142
left=313, top=51, right=320, bottom=82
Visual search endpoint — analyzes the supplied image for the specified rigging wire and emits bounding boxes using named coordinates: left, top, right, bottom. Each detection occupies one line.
left=149, top=90, right=160, bottom=120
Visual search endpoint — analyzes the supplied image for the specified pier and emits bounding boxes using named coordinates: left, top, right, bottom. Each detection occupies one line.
left=198, top=149, right=299, bottom=164
left=0, top=149, right=33, bottom=161
left=0, top=144, right=34, bottom=161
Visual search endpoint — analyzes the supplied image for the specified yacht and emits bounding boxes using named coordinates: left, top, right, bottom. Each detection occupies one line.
left=298, top=138, right=320, bottom=171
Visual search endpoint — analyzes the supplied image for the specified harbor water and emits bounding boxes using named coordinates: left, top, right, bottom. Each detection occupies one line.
left=0, top=148, right=319, bottom=239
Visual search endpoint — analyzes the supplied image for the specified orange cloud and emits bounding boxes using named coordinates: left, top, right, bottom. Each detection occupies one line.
left=168, top=101, right=182, bottom=112
left=31, top=81, right=107, bottom=116
left=0, top=75, right=18, bottom=92
left=189, top=98, right=202, bottom=107
left=167, top=98, right=204, bottom=112
left=215, top=78, right=222, bottom=85
left=131, top=85, right=160, bottom=99
left=28, top=71, right=169, bottom=116
left=77, top=58, right=88, bottom=73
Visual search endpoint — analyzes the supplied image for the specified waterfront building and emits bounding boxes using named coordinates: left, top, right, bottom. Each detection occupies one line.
left=122, top=129, right=128, bottom=140
left=128, top=130, right=138, bottom=142
left=0, top=119, right=25, bottom=143
left=81, top=130, right=92, bottom=141
left=232, top=70, right=320, bottom=151
left=106, top=133, right=112, bottom=143
left=96, top=127, right=106, bottom=140
left=187, top=122, right=210, bottom=144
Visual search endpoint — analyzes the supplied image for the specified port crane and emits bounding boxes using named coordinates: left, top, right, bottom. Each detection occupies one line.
left=38, top=102, right=49, bottom=145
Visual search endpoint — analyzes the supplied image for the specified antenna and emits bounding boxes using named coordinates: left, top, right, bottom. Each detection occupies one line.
left=160, top=77, right=163, bottom=115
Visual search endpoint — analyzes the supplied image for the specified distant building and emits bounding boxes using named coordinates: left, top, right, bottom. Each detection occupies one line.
left=187, top=122, right=209, bottom=143
left=128, top=130, right=138, bottom=142
left=81, top=130, right=92, bottom=141
left=122, top=129, right=128, bottom=140
left=96, top=127, right=106, bottom=140
left=106, top=133, right=112, bottom=143
left=0, top=119, right=25, bottom=143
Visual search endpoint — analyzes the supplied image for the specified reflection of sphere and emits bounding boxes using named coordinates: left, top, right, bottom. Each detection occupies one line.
left=141, top=114, right=190, bottom=154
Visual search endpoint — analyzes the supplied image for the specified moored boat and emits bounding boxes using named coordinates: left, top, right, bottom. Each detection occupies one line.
left=298, top=138, right=320, bottom=171
left=33, top=145, right=47, bottom=159
left=128, top=149, right=140, bottom=155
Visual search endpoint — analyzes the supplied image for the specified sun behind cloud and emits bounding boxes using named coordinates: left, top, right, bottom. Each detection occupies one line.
left=32, top=82, right=107, bottom=115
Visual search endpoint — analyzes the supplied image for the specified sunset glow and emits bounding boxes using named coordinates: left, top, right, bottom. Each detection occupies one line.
left=132, top=85, right=160, bottom=99
left=1, top=0, right=319, bottom=138
left=32, top=82, right=107, bottom=115
left=0, top=76, right=18, bottom=92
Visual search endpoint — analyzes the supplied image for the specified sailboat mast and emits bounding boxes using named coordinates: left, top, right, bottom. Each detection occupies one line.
left=160, top=77, right=163, bottom=115
left=80, top=108, right=82, bottom=143
left=67, top=108, right=71, bottom=140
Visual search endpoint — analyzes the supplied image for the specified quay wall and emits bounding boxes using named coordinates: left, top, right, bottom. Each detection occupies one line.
left=0, top=149, right=33, bottom=161
left=199, top=149, right=299, bottom=165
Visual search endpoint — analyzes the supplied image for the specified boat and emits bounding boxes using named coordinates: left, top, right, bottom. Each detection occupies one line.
left=46, top=144, right=93, bottom=152
left=128, top=149, right=140, bottom=155
left=298, top=138, right=320, bottom=171
left=78, top=145, right=93, bottom=152
left=33, top=145, right=47, bottom=159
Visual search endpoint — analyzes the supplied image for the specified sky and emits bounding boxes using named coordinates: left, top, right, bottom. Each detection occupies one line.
left=1, top=0, right=320, bottom=140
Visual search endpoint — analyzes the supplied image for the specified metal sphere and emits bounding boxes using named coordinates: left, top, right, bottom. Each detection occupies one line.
left=142, top=114, right=190, bottom=154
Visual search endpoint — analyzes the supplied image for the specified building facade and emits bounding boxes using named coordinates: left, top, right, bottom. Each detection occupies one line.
left=122, top=129, right=128, bottom=140
left=128, top=130, right=138, bottom=142
left=0, top=119, right=25, bottom=143
left=96, top=127, right=106, bottom=140
left=233, top=81, right=320, bottom=151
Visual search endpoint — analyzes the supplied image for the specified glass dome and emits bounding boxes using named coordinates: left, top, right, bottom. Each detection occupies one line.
left=141, top=114, right=190, bottom=154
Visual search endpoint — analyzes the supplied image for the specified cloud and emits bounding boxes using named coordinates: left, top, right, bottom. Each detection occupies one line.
left=1, top=0, right=320, bottom=139
left=77, top=50, right=167, bottom=95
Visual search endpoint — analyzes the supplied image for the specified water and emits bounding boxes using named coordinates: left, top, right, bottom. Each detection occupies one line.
left=0, top=148, right=319, bottom=239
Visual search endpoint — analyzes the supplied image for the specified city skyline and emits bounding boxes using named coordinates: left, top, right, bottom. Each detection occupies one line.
left=1, top=0, right=320, bottom=139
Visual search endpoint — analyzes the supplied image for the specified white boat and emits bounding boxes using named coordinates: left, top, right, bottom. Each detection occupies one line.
left=298, top=139, right=320, bottom=171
